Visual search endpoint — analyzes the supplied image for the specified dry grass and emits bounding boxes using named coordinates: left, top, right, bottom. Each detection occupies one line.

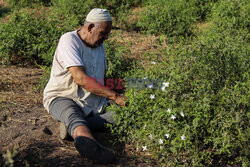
left=110, top=29, right=168, bottom=61
left=0, top=0, right=9, bottom=7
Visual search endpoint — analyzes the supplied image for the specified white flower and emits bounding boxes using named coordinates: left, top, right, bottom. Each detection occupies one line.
left=151, top=61, right=156, bottom=65
left=171, top=115, right=176, bottom=120
left=147, top=84, right=153, bottom=89
left=143, top=77, right=148, bottom=80
left=142, top=146, right=147, bottom=151
left=167, top=108, right=171, bottom=113
left=165, top=134, right=170, bottom=138
left=161, top=86, right=166, bottom=91
left=159, top=139, right=163, bottom=145
left=143, top=124, right=147, bottom=129
left=163, top=82, right=170, bottom=87
left=180, top=111, right=184, bottom=117
left=160, top=146, right=163, bottom=150
left=150, top=94, right=155, bottom=99
left=181, top=135, right=186, bottom=141
left=149, top=134, right=153, bottom=140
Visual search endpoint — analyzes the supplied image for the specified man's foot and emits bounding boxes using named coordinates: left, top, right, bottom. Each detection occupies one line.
left=74, top=136, right=115, bottom=164
left=59, top=122, right=70, bottom=140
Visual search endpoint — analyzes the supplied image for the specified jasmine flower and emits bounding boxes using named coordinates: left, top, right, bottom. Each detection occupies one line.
left=165, top=134, right=170, bottom=138
left=161, top=86, right=166, bottom=91
left=167, top=108, right=171, bottom=113
left=181, top=135, right=186, bottom=141
left=180, top=111, right=184, bottom=117
left=147, top=84, right=153, bottom=89
left=159, top=139, right=163, bottom=145
left=163, top=82, right=170, bottom=87
left=171, top=115, right=176, bottom=120
left=150, top=94, right=155, bottom=99
left=151, top=61, right=156, bottom=65
left=142, top=146, right=147, bottom=151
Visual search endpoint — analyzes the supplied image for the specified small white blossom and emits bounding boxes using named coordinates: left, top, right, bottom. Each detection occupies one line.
left=163, top=82, right=170, bottom=87
left=167, top=108, right=171, bottom=113
left=143, top=77, right=148, bottom=80
left=165, top=134, right=170, bottom=138
left=142, top=146, right=147, bottom=151
left=151, top=61, right=156, bottom=65
left=180, top=111, right=184, bottom=117
left=161, top=86, right=166, bottom=91
left=171, top=115, right=176, bottom=120
left=149, top=134, right=153, bottom=140
left=159, top=139, right=163, bottom=145
left=143, top=124, right=147, bottom=129
left=181, top=135, right=186, bottom=141
left=160, top=146, right=163, bottom=150
left=147, top=84, right=153, bottom=89
left=150, top=94, right=155, bottom=99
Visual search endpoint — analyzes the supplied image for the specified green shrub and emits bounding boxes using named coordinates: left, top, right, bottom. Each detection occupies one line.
left=50, top=0, right=143, bottom=29
left=0, top=10, right=71, bottom=65
left=210, top=0, right=249, bottom=30
left=136, top=0, right=219, bottom=36
left=7, top=0, right=52, bottom=8
left=136, top=0, right=198, bottom=36
left=108, top=1, right=249, bottom=164
left=0, top=6, right=11, bottom=18
left=104, top=40, right=135, bottom=79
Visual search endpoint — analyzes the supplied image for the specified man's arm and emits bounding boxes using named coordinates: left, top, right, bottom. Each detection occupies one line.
left=68, top=66, right=126, bottom=106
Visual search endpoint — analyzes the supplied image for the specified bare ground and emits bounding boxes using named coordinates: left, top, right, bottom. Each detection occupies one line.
left=0, top=65, right=158, bottom=167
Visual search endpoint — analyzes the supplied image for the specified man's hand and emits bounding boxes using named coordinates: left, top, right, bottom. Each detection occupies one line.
left=115, top=95, right=128, bottom=107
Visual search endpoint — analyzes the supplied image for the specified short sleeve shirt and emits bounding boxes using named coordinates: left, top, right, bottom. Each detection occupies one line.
left=43, top=30, right=107, bottom=117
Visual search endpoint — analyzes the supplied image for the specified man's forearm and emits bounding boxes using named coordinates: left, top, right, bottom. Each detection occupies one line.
left=80, top=75, right=117, bottom=101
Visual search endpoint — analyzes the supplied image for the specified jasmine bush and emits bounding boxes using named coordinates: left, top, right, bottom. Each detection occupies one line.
left=137, top=0, right=218, bottom=36
left=50, top=0, right=143, bottom=29
left=108, top=0, right=249, bottom=166
left=7, top=0, right=52, bottom=8
left=0, top=10, right=71, bottom=65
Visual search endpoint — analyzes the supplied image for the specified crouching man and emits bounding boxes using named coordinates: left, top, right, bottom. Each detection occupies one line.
left=43, top=8, right=127, bottom=164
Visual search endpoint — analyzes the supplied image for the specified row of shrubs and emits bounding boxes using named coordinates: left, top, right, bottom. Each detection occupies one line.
left=2, top=0, right=239, bottom=66
left=108, top=0, right=249, bottom=166
left=0, top=0, right=143, bottom=65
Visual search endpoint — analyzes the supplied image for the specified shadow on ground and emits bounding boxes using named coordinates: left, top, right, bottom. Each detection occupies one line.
left=11, top=132, right=142, bottom=167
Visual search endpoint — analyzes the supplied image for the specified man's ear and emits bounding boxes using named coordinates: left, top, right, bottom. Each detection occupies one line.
left=87, top=23, right=95, bottom=33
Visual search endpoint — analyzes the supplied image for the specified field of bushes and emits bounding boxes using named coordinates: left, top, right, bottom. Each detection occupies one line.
left=0, top=0, right=249, bottom=166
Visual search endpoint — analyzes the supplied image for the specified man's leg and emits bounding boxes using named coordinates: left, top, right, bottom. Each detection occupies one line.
left=49, top=97, right=94, bottom=139
left=49, top=97, right=114, bottom=163
left=85, top=111, right=117, bottom=131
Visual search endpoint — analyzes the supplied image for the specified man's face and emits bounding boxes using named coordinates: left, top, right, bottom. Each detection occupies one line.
left=87, top=21, right=112, bottom=48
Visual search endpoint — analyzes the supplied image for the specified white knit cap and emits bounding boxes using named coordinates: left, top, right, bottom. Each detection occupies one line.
left=86, top=8, right=112, bottom=23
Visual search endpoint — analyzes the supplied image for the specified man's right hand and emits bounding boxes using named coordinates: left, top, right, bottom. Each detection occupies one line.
left=115, top=95, right=128, bottom=106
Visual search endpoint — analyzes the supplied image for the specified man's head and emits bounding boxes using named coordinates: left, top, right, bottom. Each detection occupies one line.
left=79, top=8, right=112, bottom=48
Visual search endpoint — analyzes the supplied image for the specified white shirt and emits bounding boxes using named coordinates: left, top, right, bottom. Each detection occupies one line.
left=43, top=30, right=107, bottom=117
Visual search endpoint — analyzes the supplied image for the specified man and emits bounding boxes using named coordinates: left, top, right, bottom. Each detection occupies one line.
left=43, top=8, right=126, bottom=164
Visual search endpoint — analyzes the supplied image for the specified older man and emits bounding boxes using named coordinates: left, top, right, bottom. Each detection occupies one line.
left=43, top=8, right=126, bottom=163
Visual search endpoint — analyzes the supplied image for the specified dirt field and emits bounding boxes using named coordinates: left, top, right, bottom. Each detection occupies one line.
left=0, top=65, right=157, bottom=167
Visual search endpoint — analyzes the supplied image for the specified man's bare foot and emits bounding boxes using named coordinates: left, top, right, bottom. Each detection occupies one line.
left=73, top=125, right=95, bottom=140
